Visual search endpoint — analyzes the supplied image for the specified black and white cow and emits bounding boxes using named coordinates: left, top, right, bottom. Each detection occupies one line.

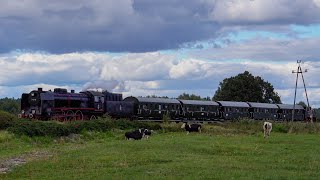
left=125, top=128, right=145, bottom=140
left=181, top=122, right=202, bottom=134
left=143, top=129, right=153, bottom=139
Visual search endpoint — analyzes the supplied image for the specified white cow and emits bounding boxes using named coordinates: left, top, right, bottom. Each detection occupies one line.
left=263, top=122, right=272, bottom=138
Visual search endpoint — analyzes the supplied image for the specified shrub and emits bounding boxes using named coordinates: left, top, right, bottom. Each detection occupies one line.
left=8, top=119, right=71, bottom=137
left=7, top=118, right=162, bottom=137
left=0, top=110, right=16, bottom=130
left=272, top=123, right=289, bottom=133
left=161, top=122, right=184, bottom=132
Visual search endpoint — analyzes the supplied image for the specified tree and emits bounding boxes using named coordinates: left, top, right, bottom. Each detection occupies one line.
left=177, top=93, right=211, bottom=101
left=297, top=101, right=307, bottom=108
left=0, top=97, right=20, bottom=114
left=145, top=95, right=169, bottom=98
left=213, top=71, right=281, bottom=103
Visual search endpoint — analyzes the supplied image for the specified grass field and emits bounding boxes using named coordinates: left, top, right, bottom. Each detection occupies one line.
left=1, top=124, right=320, bottom=179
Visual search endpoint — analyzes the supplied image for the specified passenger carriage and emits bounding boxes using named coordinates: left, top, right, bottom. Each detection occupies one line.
left=276, top=104, right=305, bottom=121
left=217, top=101, right=250, bottom=120
left=123, top=97, right=181, bottom=120
left=178, top=99, right=220, bottom=121
left=247, top=102, right=278, bottom=120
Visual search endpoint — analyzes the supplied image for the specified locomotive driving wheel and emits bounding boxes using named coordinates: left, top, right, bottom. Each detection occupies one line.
left=50, top=111, right=66, bottom=122
left=90, top=115, right=97, bottom=120
left=75, top=110, right=84, bottom=120
left=66, top=110, right=75, bottom=121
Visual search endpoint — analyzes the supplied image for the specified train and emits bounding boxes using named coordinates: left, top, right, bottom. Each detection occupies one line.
left=18, top=87, right=316, bottom=122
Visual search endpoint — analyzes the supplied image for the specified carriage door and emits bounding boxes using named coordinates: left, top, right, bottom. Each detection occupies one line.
left=94, top=96, right=104, bottom=111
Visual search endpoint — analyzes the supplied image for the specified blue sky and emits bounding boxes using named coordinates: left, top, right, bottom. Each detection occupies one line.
left=1, top=0, right=320, bottom=107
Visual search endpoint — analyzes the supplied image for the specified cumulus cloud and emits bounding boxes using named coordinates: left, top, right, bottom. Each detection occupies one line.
left=191, top=37, right=320, bottom=61
left=210, top=0, right=320, bottom=25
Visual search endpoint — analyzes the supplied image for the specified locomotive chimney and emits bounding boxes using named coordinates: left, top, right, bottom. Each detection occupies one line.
left=71, top=90, right=75, bottom=93
left=38, top=88, right=43, bottom=92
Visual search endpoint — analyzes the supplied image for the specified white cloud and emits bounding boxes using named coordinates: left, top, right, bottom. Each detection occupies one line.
left=191, top=37, right=320, bottom=61
left=314, top=0, right=320, bottom=7
left=99, top=52, right=175, bottom=81
left=210, top=0, right=320, bottom=24
left=170, top=59, right=207, bottom=79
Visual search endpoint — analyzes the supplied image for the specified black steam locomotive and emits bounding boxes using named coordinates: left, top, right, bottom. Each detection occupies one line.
left=19, top=87, right=315, bottom=122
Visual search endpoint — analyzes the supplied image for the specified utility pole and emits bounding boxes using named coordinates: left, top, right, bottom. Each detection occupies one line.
left=292, top=60, right=309, bottom=121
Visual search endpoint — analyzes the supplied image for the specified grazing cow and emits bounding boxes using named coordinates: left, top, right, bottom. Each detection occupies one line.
left=181, top=122, right=202, bottom=134
left=263, top=122, right=272, bottom=138
left=125, top=128, right=145, bottom=140
left=143, top=129, right=153, bottom=139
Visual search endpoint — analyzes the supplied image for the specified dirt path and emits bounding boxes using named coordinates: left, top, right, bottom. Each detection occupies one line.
left=0, top=151, right=52, bottom=174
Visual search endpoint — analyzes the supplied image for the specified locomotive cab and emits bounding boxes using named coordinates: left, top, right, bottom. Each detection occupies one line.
left=83, top=91, right=105, bottom=112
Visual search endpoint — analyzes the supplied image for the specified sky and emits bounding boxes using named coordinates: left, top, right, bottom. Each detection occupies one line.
left=1, top=0, right=320, bottom=107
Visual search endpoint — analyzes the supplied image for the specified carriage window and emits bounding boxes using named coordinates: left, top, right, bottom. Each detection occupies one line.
left=158, top=104, right=161, bottom=110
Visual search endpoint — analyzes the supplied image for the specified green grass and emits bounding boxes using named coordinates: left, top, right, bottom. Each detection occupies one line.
left=1, top=128, right=320, bottom=179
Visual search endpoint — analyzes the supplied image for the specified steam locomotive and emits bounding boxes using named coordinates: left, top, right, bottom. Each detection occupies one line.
left=19, top=87, right=316, bottom=122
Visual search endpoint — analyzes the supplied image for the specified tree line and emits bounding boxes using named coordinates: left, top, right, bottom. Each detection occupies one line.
left=0, top=98, right=20, bottom=114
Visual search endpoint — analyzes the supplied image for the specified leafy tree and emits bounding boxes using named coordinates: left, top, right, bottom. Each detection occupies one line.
left=145, top=95, right=169, bottom=98
left=297, top=101, right=307, bottom=108
left=0, top=98, right=20, bottom=114
left=213, top=71, right=281, bottom=103
left=177, top=93, right=210, bottom=101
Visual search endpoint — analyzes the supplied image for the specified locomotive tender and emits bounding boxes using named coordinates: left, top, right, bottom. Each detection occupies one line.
left=19, top=87, right=313, bottom=122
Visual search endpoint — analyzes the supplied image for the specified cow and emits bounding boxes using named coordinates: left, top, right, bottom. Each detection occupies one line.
left=263, top=122, right=272, bottom=138
left=181, top=122, right=202, bottom=134
left=125, top=128, right=145, bottom=140
left=143, top=129, right=153, bottom=139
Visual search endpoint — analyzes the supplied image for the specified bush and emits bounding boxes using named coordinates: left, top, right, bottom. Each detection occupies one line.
left=0, top=110, right=16, bottom=130
left=7, top=118, right=162, bottom=137
left=286, top=122, right=320, bottom=134
left=8, top=119, right=71, bottom=137
left=272, top=123, right=289, bottom=133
